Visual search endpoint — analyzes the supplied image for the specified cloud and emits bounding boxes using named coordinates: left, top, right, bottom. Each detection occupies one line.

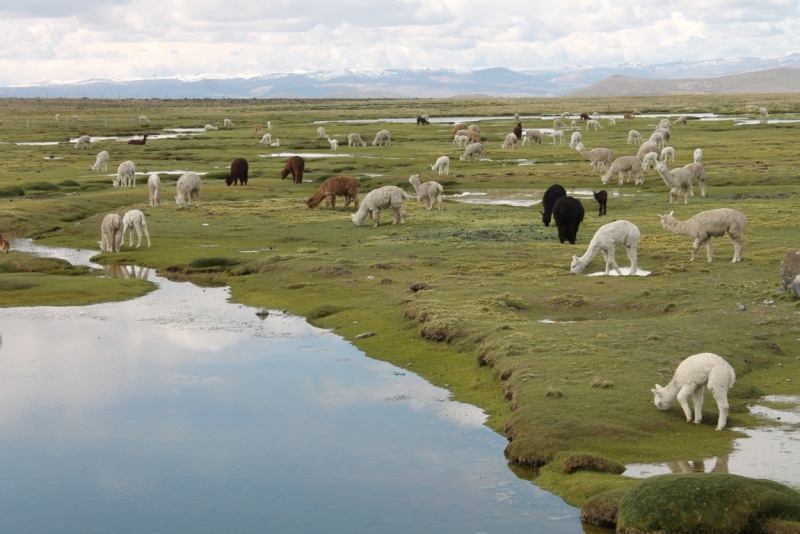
left=0, top=0, right=797, bottom=84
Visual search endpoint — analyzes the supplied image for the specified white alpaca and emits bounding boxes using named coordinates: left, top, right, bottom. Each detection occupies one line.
left=658, top=118, right=672, bottom=130
left=75, top=135, right=92, bottom=149
left=570, top=220, right=640, bottom=276
left=655, top=160, right=694, bottom=204
left=602, top=156, right=643, bottom=185
left=467, top=124, right=481, bottom=133
left=514, top=113, right=521, bottom=122
left=91, top=150, right=110, bottom=172
left=502, top=133, right=518, bottom=150
left=372, top=130, right=391, bottom=147
left=675, top=115, right=687, bottom=126
left=453, top=134, right=469, bottom=148
left=607, top=117, right=616, bottom=126
left=122, top=209, right=151, bottom=248
left=270, top=138, right=280, bottom=147
left=759, top=107, right=769, bottom=124
left=641, top=151, right=660, bottom=171
left=575, top=143, right=612, bottom=173
left=627, top=130, right=643, bottom=145
left=553, top=118, right=566, bottom=130
left=223, top=118, right=233, bottom=127
left=658, top=209, right=746, bottom=262
left=460, top=143, right=484, bottom=161
left=682, top=162, right=708, bottom=197
left=72, top=115, right=79, bottom=122
left=348, top=133, right=366, bottom=147
left=175, top=172, right=202, bottom=207
left=637, top=140, right=661, bottom=161
left=260, top=133, right=273, bottom=144
left=352, top=186, right=408, bottom=227
left=138, top=115, right=150, bottom=124
left=267, top=121, right=272, bottom=130
left=409, top=174, right=444, bottom=210
left=569, top=131, right=582, bottom=149
left=204, top=124, right=218, bottom=131
left=660, top=146, right=675, bottom=163
left=560, top=112, right=570, bottom=119
left=327, top=137, right=339, bottom=151
left=652, top=353, right=735, bottom=430
left=649, top=131, right=666, bottom=148
left=571, top=120, right=578, bottom=130
left=113, top=161, right=136, bottom=188
left=55, top=113, right=60, bottom=122
left=523, top=129, right=542, bottom=145
left=98, top=214, right=123, bottom=252
left=148, top=173, right=161, bottom=207
left=586, top=119, right=604, bottom=131
left=455, top=129, right=469, bottom=138
left=694, top=148, right=703, bottom=164
left=590, top=111, right=600, bottom=119
left=550, top=130, right=565, bottom=145
left=431, top=156, right=450, bottom=175
left=317, top=126, right=327, bottom=139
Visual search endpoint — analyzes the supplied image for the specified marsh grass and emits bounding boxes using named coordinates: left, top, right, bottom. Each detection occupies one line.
left=3, top=94, right=800, bottom=505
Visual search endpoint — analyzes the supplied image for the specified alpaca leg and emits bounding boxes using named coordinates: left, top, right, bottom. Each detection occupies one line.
left=607, top=248, right=623, bottom=276
left=708, top=387, right=730, bottom=430
left=705, top=238, right=714, bottom=262
left=141, top=221, right=151, bottom=247
left=691, top=238, right=704, bottom=261
left=436, top=193, right=443, bottom=210
left=626, top=244, right=638, bottom=276
left=391, top=207, right=401, bottom=224
left=618, top=172, right=624, bottom=185
left=691, top=386, right=705, bottom=424
left=677, top=385, right=695, bottom=423
left=342, top=195, right=351, bottom=211
left=114, top=229, right=123, bottom=252
left=371, top=209, right=380, bottom=227
left=134, top=223, right=143, bottom=248
left=700, top=179, right=707, bottom=198
left=731, top=235, right=744, bottom=262
left=330, top=196, right=336, bottom=211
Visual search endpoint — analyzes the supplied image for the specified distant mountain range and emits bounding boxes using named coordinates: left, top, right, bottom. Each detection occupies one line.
left=3, top=54, right=800, bottom=99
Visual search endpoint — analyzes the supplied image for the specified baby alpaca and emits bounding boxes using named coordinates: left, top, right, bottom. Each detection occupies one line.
left=593, top=190, right=607, bottom=216
left=122, top=209, right=151, bottom=248
left=148, top=173, right=161, bottom=207
left=409, top=174, right=444, bottom=210
left=431, top=156, right=450, bottom=175
left=658, top=209, right=747, bottom=262
left=98, top=214, right=123, bottom=252
left=327, top=137, right=339, bottom=151
left=652, top=352, right=736, bottom=430
left=204, top=124, right=218, bottom=131
left=570, top=220, right=639, bottom=275
left=352, top=186, right=409, bottom=227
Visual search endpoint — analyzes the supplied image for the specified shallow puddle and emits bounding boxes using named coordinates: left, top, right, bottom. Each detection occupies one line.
left=0, top=242, right=586, bottom=533
left=449, top=190, right=541, bottom=207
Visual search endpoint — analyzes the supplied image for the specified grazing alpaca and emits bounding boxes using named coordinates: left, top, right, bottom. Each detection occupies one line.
left=204, top=124, right=218, bottom=131
left=658, top=209, right=747, bottom=262
left=660, top=146, right=675, bottom=163
left=372, top=129, right=391, bottom=147
left=128, top=134, right=148, bottom=145
left=580, top=113, right=590, bottom=120
left=122, top=209, right=151, bottom=248
left=466, top=130, right=482, bottom=144
left=175, top=172, right=202, bottom=207
left=260, top=133, right=273, bottom=144
left=138, top=115, right=150, bottom=124
left=431, top=155, right=450, bottom=175
left=352, top=186, right=409, bottom=227
left=594, top=190, right=607, bottom=216
left=623, top=113, right=635, bottom=120
left=523, top=129, right=542, bottom=145
left=450, top=123, right=467, bottom=136
left=586, top=119, right=604, bottom=131
left=569, top=131, right=582, bottom=149
left=226, top=158, right=249, bottom=186
left=348, top=133, right=367, bottom=147
left=759, top=107, right=769, bottom=124
left=91, top=150, right=110, bottom=172
left=570, top=220, right=639, bottom=275
left=281, top=156, right=305, bottom=184
left=627, top=130, right=643, bottom=144
left=453, top=135, right=469, bottom=148
left=502, top=133, right=518, bottom=150
left=652, top=353, right=735, bottom=430
left=416, top=116, right=430, bottom=125
left=460, top=142, right=484, bottom=161
left=148, top=173, right=161, bottom=207
left=113, top=160, right=136, bottom=188
left=75, top=135, right=92, bottom=149
left=55, top=113, right=60, bottom=122
left=0, top=231, right=9, bottom=253
left=550, top=130, right=565, bottom=145
left=552, top=196, right=585, bottom=244
left=602, top=156, right=644, bottom=185
left=223, top=118, right=233, bottom=127
left=307, top=175, right=361, bottom=211
left=98, top=214, right=123, bottom=252
left=317, top=126, right=327, bottom=139
left=575, top=143, right=612, bottom=173
left=72, top=115, right=79, bottom=122
left=540, top=184, right=566, bottom=227
left=675, top=115, right=688, bottom=126
left=409, top=174, right=444, bottom=210
left=253, top=124, right=263, bottom=137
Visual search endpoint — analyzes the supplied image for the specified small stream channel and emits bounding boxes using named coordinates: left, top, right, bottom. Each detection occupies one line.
left=0, top=241, right=588, bottom=533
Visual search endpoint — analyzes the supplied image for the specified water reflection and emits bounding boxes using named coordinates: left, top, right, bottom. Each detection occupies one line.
left=102, top=264, right=151, bottom=279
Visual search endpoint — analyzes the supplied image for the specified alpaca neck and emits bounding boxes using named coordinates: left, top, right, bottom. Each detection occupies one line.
left=660, top=380, right=681, bottom=404
left=657, top=167, right=675, bottom=188
left=575, top=240, right=601, bottom=270
left=353, top=205, right=370, bottom=226
left=409, top=180, right=421, bottom=195
left=664, top=216, right=695, bottom=237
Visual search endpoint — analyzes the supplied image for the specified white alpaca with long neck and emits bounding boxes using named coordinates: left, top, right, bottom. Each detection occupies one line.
left=570, top=220, right=639, bottom=276
left=652, top=353, right=735, bottom=430
left=658, top=208, right=746, bottom=262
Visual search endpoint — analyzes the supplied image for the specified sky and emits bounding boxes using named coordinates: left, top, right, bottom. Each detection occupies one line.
left=0, top=0, right=798, bottom=84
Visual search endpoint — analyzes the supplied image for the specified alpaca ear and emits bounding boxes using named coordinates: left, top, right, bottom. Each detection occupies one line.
left=651, top=388, right=658, bottom=395
left=654, top=384, right=663, bottom=391
left=668, top=211, right=674, bottom=217
left=573, top=255, right=578, bottom=261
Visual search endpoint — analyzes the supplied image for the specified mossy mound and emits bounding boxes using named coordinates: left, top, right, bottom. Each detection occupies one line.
left=580, top=489, right=627, bottom=528
left=0, top=256, right=89, bottom=276
left=617, top=473, right=800, bottom=534
left=561, top=453, right=625, bottom=475
left=57, top=180, right=80, bottom=187
left=0, top=186, right=25, bottom=198
left=187, top=257, right=241, bottom=269
left=24, top=181, right=60, bottom=192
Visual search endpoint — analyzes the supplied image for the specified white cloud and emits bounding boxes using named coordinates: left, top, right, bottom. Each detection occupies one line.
left=0, top=0, right=798, bottom=84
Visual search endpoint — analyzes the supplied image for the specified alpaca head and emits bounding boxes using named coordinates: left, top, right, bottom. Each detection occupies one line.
left=569, top=255, right=582, bottom=274
left=651, top=385, right=671, bottom=410
left=307, top=196, right=321, bottom=209
left=575, top=143, right=584, bottom=152
left=657, top=211, right=675, bottom=228
left=351, top=213, right=360, bottom=226
left=409, top=174, right=420, bottom=186
left=540, top=211, right=552, bottom=227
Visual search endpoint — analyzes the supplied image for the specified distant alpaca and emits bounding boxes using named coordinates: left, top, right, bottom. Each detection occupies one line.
left=113, top=161, right=136, bottom=188
left=652, top=353, right=736, bottom=430
left=660, top=146, right=675, bottom=163
left=0, top=231, right=9, bottom=253
left=352, top=186, right=409, bottom=227
left=579, top=113, right=590, bottom=121
left=453, top=134, right=469, bottom=148
left=586, top=119, right=603, bottom=131
left=204, top=124, right=218, bottom=131
left=658, top=209, right=747, bottom=262
left=523, top=129, right=542, bottom=145
left=55, top=113, right=60, bottom=122
left=280, top=156, right=305, bottom=184
left=175, top=172, right=202, bottom=207
left=693, top=148, right=703, bottom=164
left=253, top=124, right=263, bottom=137
left=570, top=220, right=639, bottom=275
left=623, top=113, right=635, bottom=120
left=72, top=115, right=79, bottom=122
left=575, top=143, right=611, bottom=173
left=569, top=131, right=582, bottom=149
left=460, top=142, right=484, bottom=162
left=226, top=158, right=249, bottom=186
left=260, top=133, right=273, bottom=144
left=540, top=184, right=566, bottom=227
left=317, top=126, right=327, bottom=139
left=267, top=121, right=272, bottom=130
left=74, top=135, right=92, bottom=149
left=513, top=122, right=523, bottom=141
left=122, top=209, right=151, bottom=248
left=148, top=173, right=161, bottom=207
left=550, top=130, right=565, bottom=145
left=98, top=214, right=123, bottom=252
left=431, top=155, right=450, bottom=175
left=128, top=134, right=148, bottom=145
left=502, top=133, right=518, bottom=150
left=602, top=156, right=643, bottom=185
left=675, top=115, right=688, bottom=126
left=450, top=123, right=467, bottom=136
left=91, top=150, right=110, bottom=172
left=409, top=174, right=444, bottom=210
left=759, top=107, right=769, bottom=124
left=627, top=130, right=643, bottom=145
left=223, top=118, right=233, bottom=127
left=372, top=130, right=391, bottom=146
left=138, top=115, right=150, bottom=124
left=327, top=137, right=339, bottom=151
left=416, top=116, right=430, bottom=125
left=348, top=133, right=367, bottom=147
left=594, top=190, right=607, bottom=216
left=307, top=175, right=361, bottom=211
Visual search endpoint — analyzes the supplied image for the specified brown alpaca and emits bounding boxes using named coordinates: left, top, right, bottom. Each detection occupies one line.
left=280, top=156, right=305, bottom=184
left=623, top=113, right=635, bottom=120
left=253, top=124, right=263, bottom=137
left=449, top=123, right=467, bottom=136
left=128, top=134, right=148, bottom=145
left=513, top=122, right=522, bottom=141
left=0, top=231, right=9, bottom=253
left=580, top=113, right=590, bottom=120
left=307, top=176, right=361, bottom=211
left=226, top=158, right=249, bottom=186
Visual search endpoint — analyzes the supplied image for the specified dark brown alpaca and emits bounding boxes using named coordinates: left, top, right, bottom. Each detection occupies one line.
left=226, top=158, right=249, bottom=186
left=0, top=231, right=9, bottom=253
left=307, top=176, right=361, bottom=211
left=280, top=156, right=305, bottom=184
left=416, top=116, right=429, bottom=125
left=594, top=190, right=608, bottom=216
left=580, top=113, right=590, bottom=121
left=513, top=122, right=522, bottom=141
left=128, top=134, right=148, bottom=145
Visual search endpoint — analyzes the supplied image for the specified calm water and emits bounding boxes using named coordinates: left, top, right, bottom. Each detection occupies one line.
left=0, top=241, right=587, bottom=533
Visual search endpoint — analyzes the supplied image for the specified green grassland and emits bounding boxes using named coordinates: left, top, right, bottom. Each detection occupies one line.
left=1, top=93, right=800, bottom=505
